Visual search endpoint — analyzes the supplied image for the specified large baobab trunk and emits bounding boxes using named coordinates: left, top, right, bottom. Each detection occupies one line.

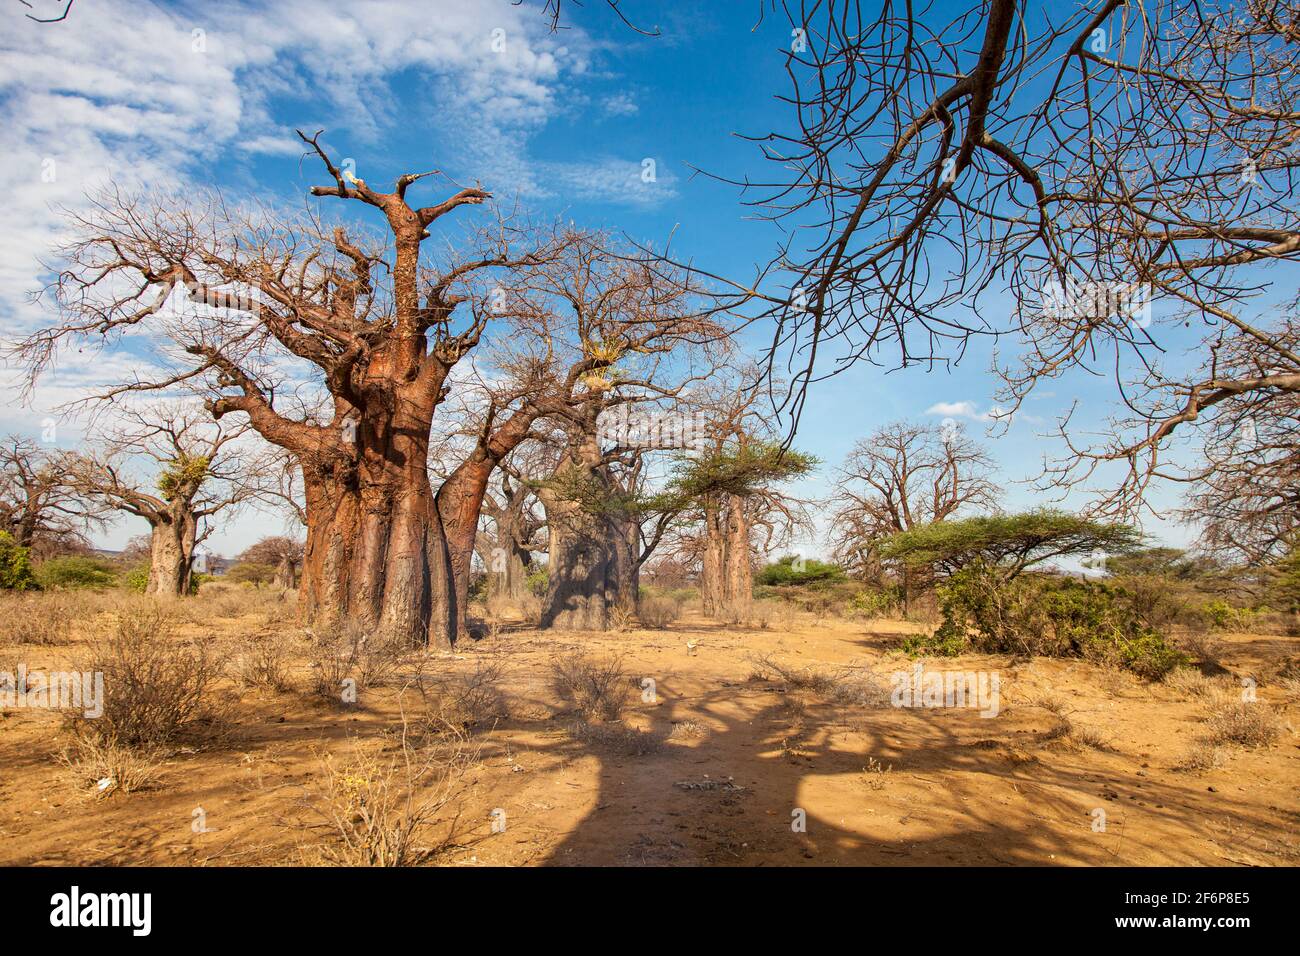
left=700, top=496, right=726, bottom=617
left=144, top=506, right=198, bottom=597
left=537, top=442, right=629, bottom=631
left=294, top=384, right=441, bottom=646
left=722, top=495, right=753, bottom=618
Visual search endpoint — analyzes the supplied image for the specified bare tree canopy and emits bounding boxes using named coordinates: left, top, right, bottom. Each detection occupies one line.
left=830, top=420, right=998, bottom=578
left=719, top=0, right=1298, bottom=523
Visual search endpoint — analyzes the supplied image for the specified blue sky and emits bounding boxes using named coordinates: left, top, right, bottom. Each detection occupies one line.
left=0, top=0, right=1243, bottom=558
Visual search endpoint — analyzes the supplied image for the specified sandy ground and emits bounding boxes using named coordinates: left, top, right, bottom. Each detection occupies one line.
left=1, top=602, right=1296, bottom=866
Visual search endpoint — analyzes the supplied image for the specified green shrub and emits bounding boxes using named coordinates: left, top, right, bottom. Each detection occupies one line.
left=124, top=564, right=150, bottom=593
left=1203, top=599, right=1258, bottom=631
left=0, top=532, right=38, bottom=591
left=526, top=567, right=549, bottom=597
left=913, top=564, right=1186, bottom=679
left=226, top=562, right=275, bottom=587
left=35, top=556, right=117, bottom=590
left=757, top=555, right=845, bottom=587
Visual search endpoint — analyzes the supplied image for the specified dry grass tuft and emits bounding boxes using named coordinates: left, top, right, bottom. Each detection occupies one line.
left=295, top=723, right=482, bottom=866
left=308, top=619, right=404, bottom=704
left=637, top=595, right=680, bottom=629
left=59, top=736, right=163, bottom=797
left=1205, top=700, right=1283, bottom=748
left=234, top=632, right=295, bottom=693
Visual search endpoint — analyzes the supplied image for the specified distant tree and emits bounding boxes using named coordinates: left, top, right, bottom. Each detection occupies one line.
left=756, top=555, right=845, bottom=587
left=671, top=437, right=817, bottom=619
left=830, top=421, right=997, bottom=601
left=68, top=408, right=256, bottom=596
left=0, top=435, right=103, bottom=559
left=240, top=536, right=304, bottom=590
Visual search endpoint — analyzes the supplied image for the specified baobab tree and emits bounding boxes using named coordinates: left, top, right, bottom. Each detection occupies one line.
left=240, top=536, right=306, bottom=590
left=666, top=374, right=815, bottom=620
left=16, top=131, right=563, bottom=644
left=830, top=421, right=998, bottom=592
left=494, top=231, right=727, bottom=630
left=67, top=409, right=253, bottom=596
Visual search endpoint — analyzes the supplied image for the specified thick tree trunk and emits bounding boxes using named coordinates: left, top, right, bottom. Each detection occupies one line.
left=538, top=442, right=626, bottom=631
left=145, top=508, right=197, bottom=597
left=273, top=553, right=297, bottom=590
left=294, top=379, right=442, bottom=648
left=700, top=496, right=726, bottom=618
left=488, top=527, right=532, bottom=601
left=722, top=495, right=752, bottom=619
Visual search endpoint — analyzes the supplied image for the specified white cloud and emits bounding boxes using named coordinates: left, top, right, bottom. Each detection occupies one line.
left=0, top=0, right=596, bottom=330
left=925, top=400, right=997, bottom=421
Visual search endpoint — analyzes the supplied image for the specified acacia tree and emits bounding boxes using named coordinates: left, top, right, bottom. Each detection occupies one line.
left=830, top=421, right=997, bottom=595
left=68, top=410, right=253, bottom=596
left=17, top=131, right=561, bottom=644
left=0, top=435, right=102, bottom=559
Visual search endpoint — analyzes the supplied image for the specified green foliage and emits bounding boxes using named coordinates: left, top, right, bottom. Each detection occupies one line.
left=124, top=564, right=150, bottom=593
left=157, top=453, right=210, bottom=502
left=757, top=554, right=845, bottom=586
left=671, top=441, right=817, bottom=500
left=880, top=510, right=1144, bottom=578
left=35, top=556, right=117, bottom=590
left=912, top=564, right=1187, bottom=679
left=1202, top=599, right=1261, bottom=631
left=848, top=587, right=902, bottom=618
left=0, top=531, right=38, bottom=591
left=526, top=567, right=549, bottom=597
left=1269, top=546, right=1300, bottom=613
left=1101, top=547, right=1214, bottom=579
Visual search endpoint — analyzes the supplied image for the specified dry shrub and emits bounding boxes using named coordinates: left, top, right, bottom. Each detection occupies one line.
left=59, top=736, right=162, bottom=797
left=234, top=632, right=295, bottom=693
left=70, top=604, right=227, bottom=752
left=668, top=719, right=704, bottom=740
left=1165, top=667, right=1233, bottom=701
left=1028, top=693, right=1087, bottom=742
left=550, top=650, right=628, bottom=722
left=569, top=720, right=662, bottom=755
left=309, top=619, right=403, bottom=704
left=748, top=601, right=780, bottom=629
left=747, top=652, right=885, bottom=706
left=297, top=725, right=482, bottom=866
left=0, top=592, right=78, bottom=645
left=416, top=659, right=508, bottom=733
left=1179, top=631, right=1226, bottom=668
left=638, top=595, right=680, bottom=629
left=516, top=593, right=543, bottom=625
left=1176, top=740, right=1227, bottom=773
left=1205, top=700, right=1283, bottom=748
